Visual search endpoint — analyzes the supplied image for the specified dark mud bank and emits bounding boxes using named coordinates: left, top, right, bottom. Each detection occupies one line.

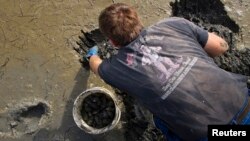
left=171, top=0, right=250, bottom=87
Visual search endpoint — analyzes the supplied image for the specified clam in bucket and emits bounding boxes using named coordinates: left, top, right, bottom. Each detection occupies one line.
left=73, top=87, right=121, bottom=134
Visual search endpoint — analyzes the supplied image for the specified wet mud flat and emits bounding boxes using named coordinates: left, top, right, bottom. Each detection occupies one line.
left=73, top=0, right=249, bottom=140
left=0, top=0, right=249, bottom=141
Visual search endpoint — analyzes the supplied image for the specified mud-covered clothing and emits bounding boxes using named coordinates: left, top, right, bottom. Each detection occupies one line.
left=98, top=17, right=249, bottom=140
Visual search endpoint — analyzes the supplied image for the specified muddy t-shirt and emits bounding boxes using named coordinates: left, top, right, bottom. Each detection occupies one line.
left=98, top=17, right=248, bottom=140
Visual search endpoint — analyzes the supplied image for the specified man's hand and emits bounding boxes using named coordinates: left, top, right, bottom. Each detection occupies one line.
left=85, top=45, right=99, bottom=61
left=74, top=30, right=99, bottom=68
left=73, top=30, right=106, bottom=73
left=85, top=45, right=102, bottom=75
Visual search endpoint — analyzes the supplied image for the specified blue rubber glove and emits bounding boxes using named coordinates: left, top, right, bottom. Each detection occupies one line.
left=85, top=45, right=98, bottom=61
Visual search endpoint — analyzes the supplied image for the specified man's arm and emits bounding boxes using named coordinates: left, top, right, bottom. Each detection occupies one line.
left=179, top=18, right=228, bottom=57
left=204, top=32, right=229, bottom=57
left=89, top=55, right=102, bottom=75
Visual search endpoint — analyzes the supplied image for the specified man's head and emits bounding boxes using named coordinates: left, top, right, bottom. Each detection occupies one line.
left=99, top=3, right=143, bottom=47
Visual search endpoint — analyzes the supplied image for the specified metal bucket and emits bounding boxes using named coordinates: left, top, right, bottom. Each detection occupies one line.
left=73, top=87, right=121, bottom=134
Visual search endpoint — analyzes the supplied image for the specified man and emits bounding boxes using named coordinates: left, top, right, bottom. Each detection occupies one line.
left=85, top=3, right=250, bottom=141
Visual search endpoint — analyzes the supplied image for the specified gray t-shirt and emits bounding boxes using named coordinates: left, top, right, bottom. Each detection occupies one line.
left=98, top=17, right=248, bottom=140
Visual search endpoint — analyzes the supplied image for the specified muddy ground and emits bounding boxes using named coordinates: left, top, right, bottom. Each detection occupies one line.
left=0, top=0, right=249, bottom=141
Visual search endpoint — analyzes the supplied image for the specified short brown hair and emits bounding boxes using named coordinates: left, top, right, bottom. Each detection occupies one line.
left=99, top=3, right=143, bottom=46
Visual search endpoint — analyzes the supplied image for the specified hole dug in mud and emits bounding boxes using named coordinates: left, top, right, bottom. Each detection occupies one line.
left=19, top=103, right=46, bottom=119
left=10, top=101, right=50, bottom=134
